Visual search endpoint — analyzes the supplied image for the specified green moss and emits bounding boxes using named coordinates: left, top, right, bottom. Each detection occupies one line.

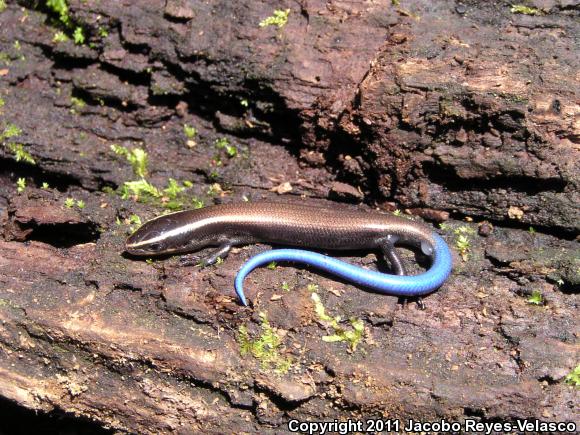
left=527, top=290, right=543, bottom=306
left=207, top=183, right=222, bottom=196
left=127, top=149, right=148, bottom=178
left=208, top=169, right=219, bottom=181
left=0, top=297, right=22, bottom=312
left=455, top=235, right=470, bottom=261
left=16, top=177, right=26, bottom=193
left=311, top=293, right=365, bottom=352
left=117, top=177, right=202, bottom=211
left=455, top=225, right=475, bottom=236
left=111, top=144, right=148, bottom=178
left=0, top=53, right=9, bottom=66
left=69, top=96, right=86, bottom=114
left=162, top=179, right=194, bottom=210
left=70, top=96, right=85, bottom=108
left=215, top=137, right=238, bottom=158
left=451, top=225, right=476, bottom=261
left=7, top=143, right=36, bottom=164
left=183, top=124, right=197, bottom=139
left=163, top=178, right=184, bottom=197
left=63, top=198, right=85, bottom=210
left=510, top=5, right=542, bottom=15
left=110, top=144, right=203, bottom=211
left=259, top=9, right=290, bottom=28
left=307, top=283, right=319, bottom=292
left=46, top=0, right=71, bottom=26
left=564, top=365, right=580, bottom=387
left=238, top=312, right=292, bottom=374
left=150, top=84, right=168, bottom=96
left=191, top=197, right=205, bottom=209
left=502, top=93, right=529, bottom=104
left=53, top=31, right=69, bottom=43
left=0, top=97, right=4, bottom=108
left=2, top=124, right=35, bottom=165
left=72, top=26, right=84, bottom=44
left=2, top=123, right=21, bottom=139
left=119, top=179, right=160, bottom=200
left=0, top=1, right=6, bottom=13
left=45, top=1, right=87, bottom=46
left=127, top=214, right=142, bottom=232
left=97, top=26, right=109, bottom=38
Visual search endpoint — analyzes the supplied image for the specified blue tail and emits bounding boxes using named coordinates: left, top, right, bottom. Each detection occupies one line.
left=234, top=233, right=453, bottom=306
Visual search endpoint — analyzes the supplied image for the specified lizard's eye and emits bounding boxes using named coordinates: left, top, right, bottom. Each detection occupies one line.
left=148, top=243, right=162, bottom=251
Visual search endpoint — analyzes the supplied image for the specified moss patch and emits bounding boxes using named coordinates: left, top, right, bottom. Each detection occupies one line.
left=311, top=293, right=365, bottom=352
left=238, top=312, right=292, bottom=374
left=510, top=5, right=542, bottom=15
left=564, top=365, right=580, bottom=387
left=259, top=9, right=290, bottom=28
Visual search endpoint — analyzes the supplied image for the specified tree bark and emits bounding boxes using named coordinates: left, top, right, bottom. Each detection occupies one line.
left=0, top=0, right=578, bottom=433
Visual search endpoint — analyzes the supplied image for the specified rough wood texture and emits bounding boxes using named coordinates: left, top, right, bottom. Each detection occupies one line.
left=0, top=0, right=578, bottom=433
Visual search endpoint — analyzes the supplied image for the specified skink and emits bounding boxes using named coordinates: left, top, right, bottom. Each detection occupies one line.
left=125, top=201, right=453, bottom=305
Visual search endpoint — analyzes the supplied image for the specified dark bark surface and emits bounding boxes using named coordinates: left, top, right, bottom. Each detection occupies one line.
left=0, top=0, right=578, bottom=433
